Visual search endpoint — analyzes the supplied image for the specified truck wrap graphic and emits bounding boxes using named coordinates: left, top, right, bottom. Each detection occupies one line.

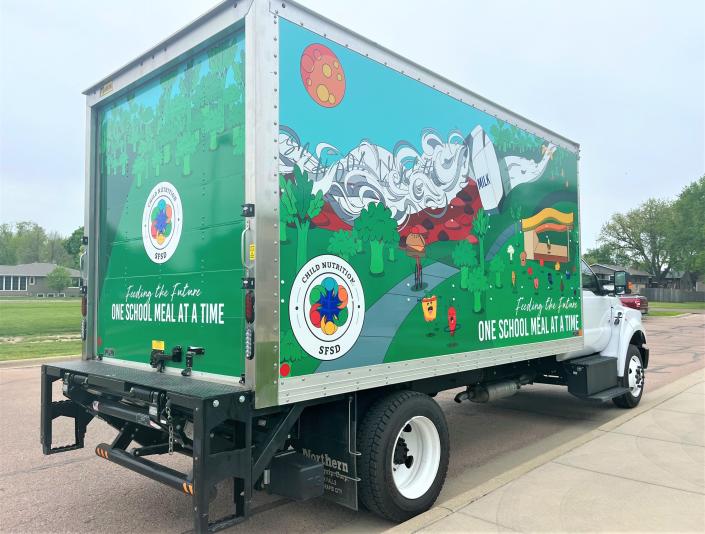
left=278, top=20, right=581, bottom=378
left=95, top=32, right=246, bottom=377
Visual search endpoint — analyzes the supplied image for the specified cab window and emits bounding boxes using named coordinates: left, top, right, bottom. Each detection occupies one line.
left=581, top=260, right=600, bottom=293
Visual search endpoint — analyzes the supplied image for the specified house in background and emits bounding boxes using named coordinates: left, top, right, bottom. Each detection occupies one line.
left=0, top=263, right=81, bottom=297
left=662, top=271, right=688, bottom=290
left=589, top=263, right=653, bottom=293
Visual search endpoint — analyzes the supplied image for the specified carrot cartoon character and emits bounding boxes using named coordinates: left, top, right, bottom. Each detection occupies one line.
left=447, top=306, right=457, bottom=336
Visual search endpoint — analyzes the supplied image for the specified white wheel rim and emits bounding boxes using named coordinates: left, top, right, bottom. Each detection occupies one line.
left=391, top=415, right=441, bottom=499
left=627, top=354, right=643, bottom=397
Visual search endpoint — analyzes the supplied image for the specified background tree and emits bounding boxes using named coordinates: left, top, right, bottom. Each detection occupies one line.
left=46, top=266, right=71, bottom=293
left=0, top=223, right=17, bottom=264
left=280, top=167, right=324, bottom=269
left=598, top=198, right=675, bottom=284
left=467, top=267, right=489, bottom=313
left=451, top=240, right=478, bottom=289
left=64, top=227, right=84, bottom=268
left=583, top=243, right=616, bottom=266
left=670, top=175, right=705, bottom=288
left=43, top=232, right=73, bottom=266
left=327, top=230, right=357, bottom=260
left=489, top=254, right=507, bottom=288
left=353, top=202, right=398, bottom=274
left=472, top=208, right=490, bottom=273
left=13, top=221, right=47, bottom=264
left=0, top=223, right=81, bottom=268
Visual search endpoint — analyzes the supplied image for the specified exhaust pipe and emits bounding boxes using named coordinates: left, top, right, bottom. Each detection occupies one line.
left=454, top=380, right=519, bottom=403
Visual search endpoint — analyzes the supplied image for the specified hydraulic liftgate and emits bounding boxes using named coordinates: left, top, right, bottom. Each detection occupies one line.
left=40, top=360, right=305, bottom=532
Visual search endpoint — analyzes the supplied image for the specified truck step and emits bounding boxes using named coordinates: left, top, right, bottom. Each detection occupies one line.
left=583, top=386, right=631, bottom=402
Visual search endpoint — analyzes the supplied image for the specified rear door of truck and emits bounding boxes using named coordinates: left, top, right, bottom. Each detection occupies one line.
left=93, top=31, right=247, bottom=379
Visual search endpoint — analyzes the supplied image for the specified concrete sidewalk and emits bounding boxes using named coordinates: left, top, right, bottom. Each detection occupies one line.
left=389, top=369, right=705, bottom=533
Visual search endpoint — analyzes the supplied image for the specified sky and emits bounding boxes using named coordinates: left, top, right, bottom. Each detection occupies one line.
left=1, top=0, right=703, bottom=248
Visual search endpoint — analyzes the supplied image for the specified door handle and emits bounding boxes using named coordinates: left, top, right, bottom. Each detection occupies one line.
left=240, top=219, right=252, bottom=269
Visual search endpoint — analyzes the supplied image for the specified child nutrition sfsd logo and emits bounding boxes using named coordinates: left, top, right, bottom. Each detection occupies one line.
left=142, top=181, right=183, bottom=264
left=289, top=255, right=365, bottom=360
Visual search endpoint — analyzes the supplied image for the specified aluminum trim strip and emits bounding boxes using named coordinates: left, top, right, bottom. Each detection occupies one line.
left=247, top=0, right=280, bottom=408
left=278, top=337, right=582, bottom=404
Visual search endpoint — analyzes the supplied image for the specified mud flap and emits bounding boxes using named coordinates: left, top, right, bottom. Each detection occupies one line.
left=292, top=396, right=360, bottom=510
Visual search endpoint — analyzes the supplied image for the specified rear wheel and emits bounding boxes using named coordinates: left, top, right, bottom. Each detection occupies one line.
left=357, top=391, right=449, bottom=522
left=613, top=344, right=644, bottom=408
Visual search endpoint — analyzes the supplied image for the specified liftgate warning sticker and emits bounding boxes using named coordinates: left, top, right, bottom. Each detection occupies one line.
left=289, top=255, right=365, bottom=361
left=142, top=181, right=183, bottom=264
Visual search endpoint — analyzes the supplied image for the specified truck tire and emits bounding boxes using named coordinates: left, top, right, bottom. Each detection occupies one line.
left=613, top=344, right=645, bottom=409
left=357, top=390, right=449, bottom=522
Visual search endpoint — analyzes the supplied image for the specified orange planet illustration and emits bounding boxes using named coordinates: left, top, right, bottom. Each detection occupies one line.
left=300, top=44, right=345, bottom=107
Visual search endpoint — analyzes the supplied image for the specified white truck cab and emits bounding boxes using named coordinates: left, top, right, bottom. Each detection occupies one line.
left=560, top=260, right=648, bottom=407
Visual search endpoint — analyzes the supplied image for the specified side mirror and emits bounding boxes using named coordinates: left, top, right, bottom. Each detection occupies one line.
left=614, top=271, right=627, bottom=295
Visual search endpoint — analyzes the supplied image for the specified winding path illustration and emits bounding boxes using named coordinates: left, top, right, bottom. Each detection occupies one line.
left=316, top=262, right=458, bottom=373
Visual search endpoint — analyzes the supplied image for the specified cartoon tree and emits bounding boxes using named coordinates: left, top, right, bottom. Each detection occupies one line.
left=157, top=71, right=178, bottom=163
left=510, top=205, right=522, bottom=245
left=489, top=254, right=507, bottom=288
left=327, top=230, right=357, bottom=260
left=149, top=138, right=162, bottom=178
left=224, top=48, right=246, bottom=156
left=352, top=226, right=363, bottom=253
left=451, top=240, right=478, bottom=289
left=489, top=120, right=512, bottom=154
left=473, top=208, right=490, bottom=273
left=353, top=202, right=398, bottom=275
left=202, top=102, right=225, bottom=150
left=467, top=267, right=489, bottom=313
left=280, top=167, right=324, bottom=269
left=175, top=130, right=198, bottom=176
left=132, top=152, right=148, bottom=187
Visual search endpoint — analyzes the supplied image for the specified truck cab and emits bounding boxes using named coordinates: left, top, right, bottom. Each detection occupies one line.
left=561, top=260, right=649, bottom=407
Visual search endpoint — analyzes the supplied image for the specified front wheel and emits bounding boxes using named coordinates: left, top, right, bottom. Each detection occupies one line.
left=613, top=344, right=645, bottom=408
left=357, top=390, right=449, bottom=522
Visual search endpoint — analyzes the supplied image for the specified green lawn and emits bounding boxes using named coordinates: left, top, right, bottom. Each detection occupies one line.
left=0, top=339, right=82, bottom=361
left=650, top=301, right=705, bottom=310
left=0, top=299, right=82, bottom=361
left=647, top=310, right=684, bottom=317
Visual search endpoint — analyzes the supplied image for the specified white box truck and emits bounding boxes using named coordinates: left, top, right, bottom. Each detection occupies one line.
left=41, top=1, right=649, bottom=531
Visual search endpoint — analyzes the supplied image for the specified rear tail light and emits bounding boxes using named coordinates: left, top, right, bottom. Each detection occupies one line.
left=245, top=326, right=255, bottom=360
left=635, top=300, right=641, bottom=308
left=245, top=290, right=254, bottom=323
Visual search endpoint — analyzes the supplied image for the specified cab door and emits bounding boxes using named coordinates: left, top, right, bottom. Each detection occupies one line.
left=580, top=261, right=612, bottom=353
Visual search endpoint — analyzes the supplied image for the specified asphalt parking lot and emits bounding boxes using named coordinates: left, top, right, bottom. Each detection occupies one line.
left=1, top=313, right=703, bottom=533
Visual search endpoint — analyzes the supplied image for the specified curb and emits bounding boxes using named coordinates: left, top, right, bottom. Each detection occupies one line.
left=385, top=367, right=705, bottom=534
left=0, top=354, right=81, bottom=369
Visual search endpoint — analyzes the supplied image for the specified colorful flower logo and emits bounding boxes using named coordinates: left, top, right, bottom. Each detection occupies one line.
left=150, top=198, right=173, bottom=247
left=308, top=276, right=349, bottom=335
left=142, top=182, right=183, bottom=264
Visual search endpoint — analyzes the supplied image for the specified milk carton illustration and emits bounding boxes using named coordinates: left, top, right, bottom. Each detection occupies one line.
left=470, top=125, right=506, bottom=214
